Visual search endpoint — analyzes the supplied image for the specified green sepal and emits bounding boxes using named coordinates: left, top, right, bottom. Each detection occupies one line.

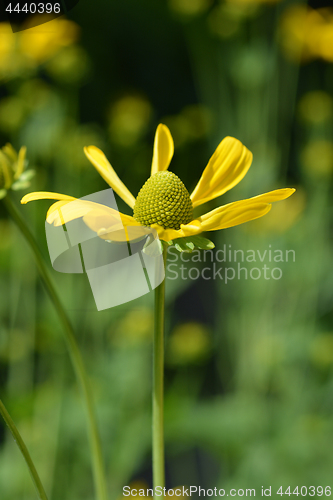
left=168, top=235, right=215, bottom=253
left=186, top=235, right=215, bottom=250
left=12, top=181, right=31, bottom=191
left=11, top=170, right=35, bottom=191
left=0, top=189, right=7, bottom=200
left=19, top=169, right=35, bottom=182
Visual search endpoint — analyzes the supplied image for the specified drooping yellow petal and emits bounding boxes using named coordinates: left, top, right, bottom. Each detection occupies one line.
left=84, top=206, right=145, bottom=242
left=47, top=199, right=138, bottom=228
left=45, top=198, right=143, bottom=242
left=46, top=199, right=103, bottom=226
left=21, top=191, right=76, bottom=204
left=198, top=188, right=295, bottom=231
left=199, top=202, right=272, bottom=232
left=83, top=206, right=139, bottom=234
left=98, top=225, right=153, bottom=243
left=21, top=190, right=141, bottom=242
left=84, top=146, right=136, bottom=209
left=150, top=124, right=174, bottom=176
left=190, top=137, right=253, bottom=208
left=240, top=187, right=296, bottom=205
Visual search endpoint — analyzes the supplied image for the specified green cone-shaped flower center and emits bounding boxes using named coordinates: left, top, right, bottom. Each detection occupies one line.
left=133, top=171, right=193, bottom=230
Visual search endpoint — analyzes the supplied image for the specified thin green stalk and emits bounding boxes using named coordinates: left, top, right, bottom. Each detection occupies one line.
left=0, top=398, right=48, bottom=500
left=3, top=195, right=107, bottom=500
left=153, top=247, right=168, bottom=498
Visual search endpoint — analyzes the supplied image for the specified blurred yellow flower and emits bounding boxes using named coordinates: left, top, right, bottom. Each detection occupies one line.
left=309, top=334, right=333, bottom=368
left=118, top=482, right=148, bottom=500
left=108, top=95, right=153, bottom=147
left=208, top=0, right=280, bottom=39
left=21, top=124, right=294, bottom=242
left=0, top=23, right=25, bottom=78
left=280, top=6, right=333, bottom=63
left=0, top=96, right=27, bottom=133
left=0, top=144, right=33, bottom=199
left=0, top=22, right=15, bottom=55
left=226, top=0, right=280, bottom=4
left=254, top=334, right=285, bottom=368
left=298, top=91, right=333, bottom=125
left=20, top=17, right=79, bottom=63
left=0, top=18, right=79, bottom=78
left=301, top=140, right=333, bottom=178
left=208, top=4, right=243, bottom=39
left=167, top=322, right=211, bottom=365
left=45, top=45, right=90, bottom=85
left=169, top=0, right=212, bottom=17
left=111, top=308, right=154, bottom=346
left=163, top=104, right=212, bottom=147
left=296, top=414, right=328, bottom=439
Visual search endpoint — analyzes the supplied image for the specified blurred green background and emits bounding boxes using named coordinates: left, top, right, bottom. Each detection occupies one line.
left=1, top=0, right=333, bottom=499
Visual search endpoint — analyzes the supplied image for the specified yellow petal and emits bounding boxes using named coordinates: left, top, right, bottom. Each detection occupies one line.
left=150, top=220, right=203, bottom=241
left=84, top=146, right=136, bottom=209
left=199, top=202, right=272, bottom=231
left=14, top=146, right=27, bottom=180
left=47, top=200, right=139, bottom=228
left=241, top=187, right=296, bottom=204
left=46, top=199, right=101, bottom=226
left=83, top=206, right=139, bottom=234
left=150, top=124, right=174, bottom=176
left=190, top=137, right=253, bottom=208
left=84, top=207, right=149, bottom=242
left=46, top=198, right=142, bottom=243
left=21, top=190, right=142, bottom=243
left=179, top=221, right=203, bottom=236
left=198, top=188, right=296, bottom=231
left=21, top=191, right=76, bottom=204
left=151, top=224, right=185, bottom=242
left=98, top=225, right=154, bottom=243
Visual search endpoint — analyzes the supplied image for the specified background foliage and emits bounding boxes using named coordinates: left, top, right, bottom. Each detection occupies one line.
left=1, top=0, right=333, bottom=498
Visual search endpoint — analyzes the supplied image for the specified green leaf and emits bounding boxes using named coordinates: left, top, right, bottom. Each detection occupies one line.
left=171, top=235, right=215, bottom=253
left=186, top=241, right=195, bottom=251
left=0, top=189, right=7, bottom=200
left=174, top=239, right=194, bottom=253
left=186, top=235, right=215, bottom=250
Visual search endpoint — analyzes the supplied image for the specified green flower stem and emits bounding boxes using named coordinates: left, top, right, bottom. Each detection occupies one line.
left=153, top=246, right=168, bottom=497
left=0, top=398, right=48, bottom=500
left=3, top=195, right=107, bottom=500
